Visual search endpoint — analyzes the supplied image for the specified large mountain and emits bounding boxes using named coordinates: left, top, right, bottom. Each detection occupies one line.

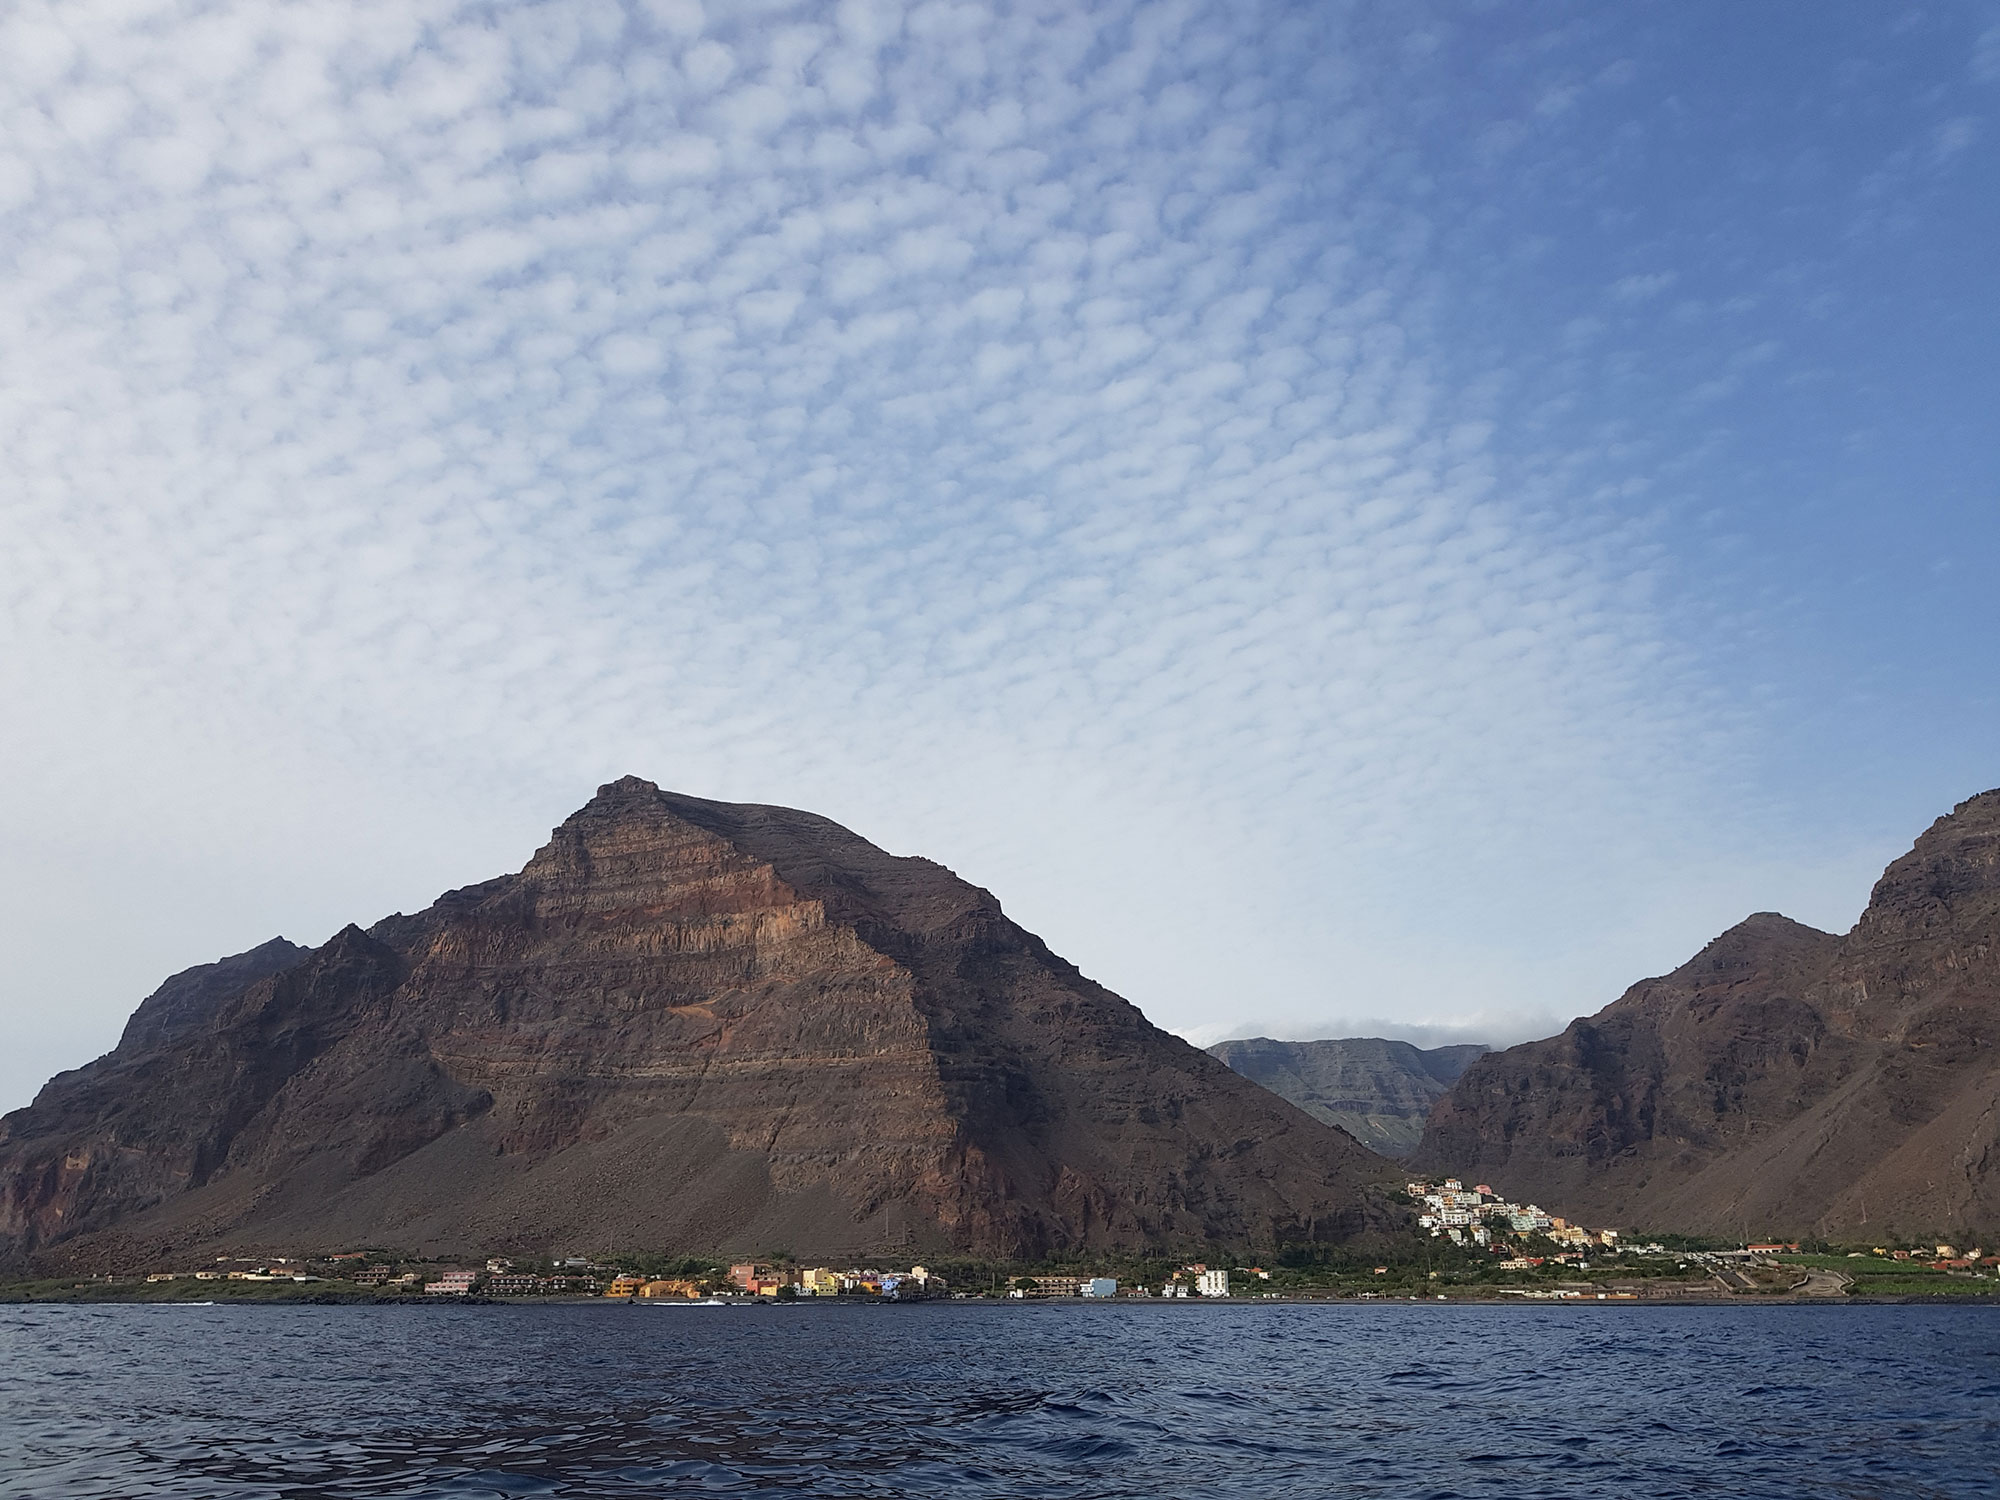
left=1415, top=789, right=2000, bottom=1239
left=0, top=778, right=1395, bottom=1270
left=1207, top=1037, right=1487, bottom=1157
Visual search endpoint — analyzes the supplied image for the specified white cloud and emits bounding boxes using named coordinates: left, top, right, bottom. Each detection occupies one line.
left=1975, top=24, right=2000, bottom=84
left=1612, top=271, right=1677, bottom=303
left=1933, top=116, right=1980, bottom=161
left=643, top=0, right=706, bottom=40
left=0, top=0, right=1889, bottom=1114
left=683, top=39, right=736, bottom=93
left=598, top=332, right=665, bottom=373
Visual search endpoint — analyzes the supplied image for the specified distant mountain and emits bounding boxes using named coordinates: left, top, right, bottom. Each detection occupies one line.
left=1415, top=789, right=2000, bottom=1239
left=0, top=778, right=1399, bottom=1271
left=1207, top=1037, right=1488, bottom=1157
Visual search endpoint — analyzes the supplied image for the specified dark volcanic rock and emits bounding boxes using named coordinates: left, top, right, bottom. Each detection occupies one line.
left=1415, top=790, right=2000, bottom=1238
left=116, top=938, right=310, bottom=1051
left=1207, top=1037, right=1488, bottom=1156
left=0, top=779, right=1397, bottom=1269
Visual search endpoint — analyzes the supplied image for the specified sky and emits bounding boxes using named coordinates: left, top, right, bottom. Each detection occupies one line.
left=2, top=0, right=1996, bottom=1113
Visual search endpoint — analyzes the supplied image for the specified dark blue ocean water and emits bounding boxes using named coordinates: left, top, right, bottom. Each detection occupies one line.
left=2, top=1302, right=1997, bottom=1499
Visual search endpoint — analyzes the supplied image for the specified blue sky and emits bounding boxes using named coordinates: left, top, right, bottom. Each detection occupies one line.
left=1, top=0, right=1994, bottom=1113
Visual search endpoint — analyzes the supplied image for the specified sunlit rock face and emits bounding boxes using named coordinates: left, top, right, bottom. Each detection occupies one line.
left=1416, top=790, right=2000, bottom=1239
left=0, top=778, right=1396, bottom=1270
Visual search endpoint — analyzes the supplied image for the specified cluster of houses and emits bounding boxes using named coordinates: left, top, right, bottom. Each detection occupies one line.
left=136, top=1252, right=1287, bottom=1299
left=428, top=1261, right=1268, bottom=1300
left=1407, top=1178, right=1622, bottom=1256
left=1159, top=1263, right=1270, bottom=1297
left=1870, top=1243, right=1996, bottom=1271
left=150, top=1255, right=615, bottom=1296
left=573, top=1262, right=954, bottom=1300
left=1009, top=1274, right=1120, bottom=1298
left=125, top=1223, right=2000, bottom=1301
left=1009, top=1264, right=1270, bottom=1298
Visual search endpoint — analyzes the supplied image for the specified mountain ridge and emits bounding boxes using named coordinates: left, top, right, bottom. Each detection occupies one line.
left=1207, top=1036, right=1488, bottom=1157
left=1, top=778, right=1400, bottom=1270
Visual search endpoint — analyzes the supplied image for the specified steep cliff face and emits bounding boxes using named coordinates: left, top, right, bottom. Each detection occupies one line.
left=0, top=779, right=1395, bottom=1269
left=1207, top=1037, right=1488, bottom=1156
left=1415, top=791, right=2000, bottom=1237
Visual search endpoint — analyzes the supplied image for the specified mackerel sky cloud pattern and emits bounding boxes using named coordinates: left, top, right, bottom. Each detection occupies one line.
left=2, top=0, right=1995, bottom=1110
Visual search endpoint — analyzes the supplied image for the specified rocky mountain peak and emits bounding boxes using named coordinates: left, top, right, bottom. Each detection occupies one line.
left=570, top=774, right=675, bottom=820
left=518, top=778, right=800, bottom=924
left=1657, top=911, right=1839, bottom=989
left=600, top=772, right=666, bottom=796
left=2, top=784, right=1398, bottom=1269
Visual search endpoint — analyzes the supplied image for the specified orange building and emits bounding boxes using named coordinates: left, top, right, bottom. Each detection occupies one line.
left=640, top=1279, right=703, bottom=1299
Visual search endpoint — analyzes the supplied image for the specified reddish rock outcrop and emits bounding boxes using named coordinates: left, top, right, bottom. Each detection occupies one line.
left=1415, top=790, right=2000, bottom=1238
left=0, top=779, right=1396, bottom=1268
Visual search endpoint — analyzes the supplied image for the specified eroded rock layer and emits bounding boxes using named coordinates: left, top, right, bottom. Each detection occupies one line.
left=0, top=779, right=1394, bottom=1268
left=1415, top=790, right=2000, bottom=1238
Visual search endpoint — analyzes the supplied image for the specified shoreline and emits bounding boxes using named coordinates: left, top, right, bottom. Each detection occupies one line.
left=6, top=1288, right=1997, bottom=1308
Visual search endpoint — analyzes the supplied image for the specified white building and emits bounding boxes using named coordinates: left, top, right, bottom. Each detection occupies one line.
left=1197, top=1268, right=1231, bottom=1297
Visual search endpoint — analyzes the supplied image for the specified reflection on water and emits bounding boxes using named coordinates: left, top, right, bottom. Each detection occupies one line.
left=2, top=1301, right=1997, bottom=1498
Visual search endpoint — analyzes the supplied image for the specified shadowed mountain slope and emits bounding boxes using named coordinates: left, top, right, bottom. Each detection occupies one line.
left=0, top=779, right=1398, bottom=1270
left=1207, top=1037, right=1488, bottom=1157
left=1415, top=790, right=2000, bottom=1238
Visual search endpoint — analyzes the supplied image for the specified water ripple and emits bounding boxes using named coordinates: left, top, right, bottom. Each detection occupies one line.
left=2, top=1303, right=1998, bottom=1497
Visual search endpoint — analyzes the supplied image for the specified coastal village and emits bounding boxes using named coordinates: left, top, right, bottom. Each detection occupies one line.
left=1408, top=1176, right=1629, bottom=1262
left=30, top=1174, right=1999, bottom=1307
left=122, top=1256, right=1258, bottom=1301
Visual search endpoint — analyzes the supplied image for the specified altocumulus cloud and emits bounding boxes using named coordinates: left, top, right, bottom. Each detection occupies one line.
left=0, top=0, right=1811, bottom=1105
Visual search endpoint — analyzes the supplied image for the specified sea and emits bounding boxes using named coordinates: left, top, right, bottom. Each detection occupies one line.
left=2, top=1301, right=1996, bottom=1499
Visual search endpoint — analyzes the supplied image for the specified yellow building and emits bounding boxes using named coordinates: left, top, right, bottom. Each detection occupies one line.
left=604, top=1274, right=647, bottom=1297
